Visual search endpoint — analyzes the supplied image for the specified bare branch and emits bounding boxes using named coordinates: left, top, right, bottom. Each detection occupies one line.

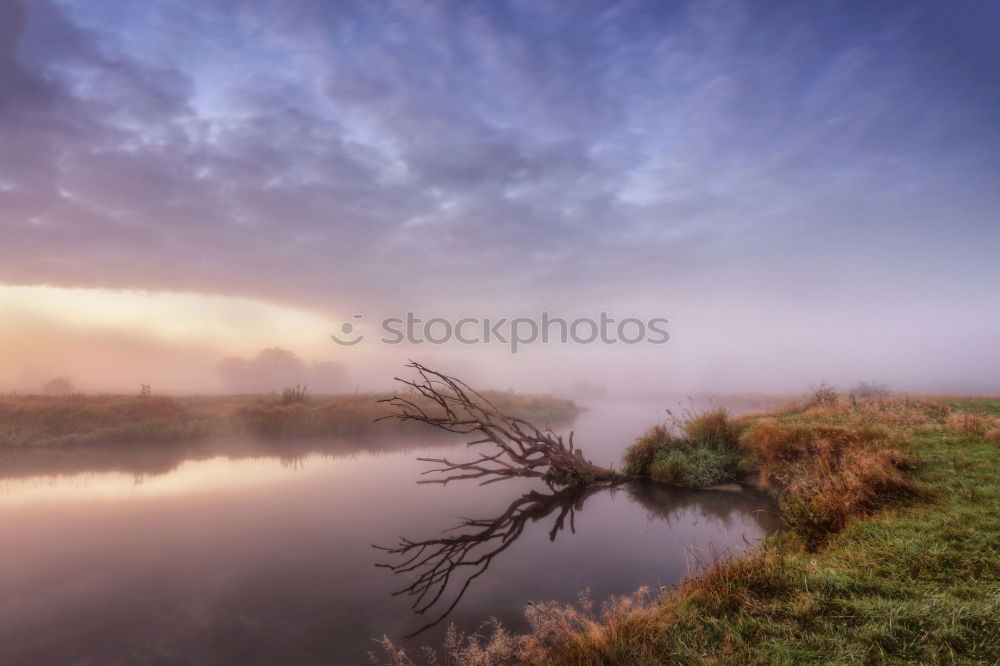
left=379, top=362, right=616, bottom=485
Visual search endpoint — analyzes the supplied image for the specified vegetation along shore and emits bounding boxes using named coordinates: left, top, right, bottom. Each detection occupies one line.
left=0, top=390, right=580, bottom=450
left=378, top=394, right=1000, bottom=664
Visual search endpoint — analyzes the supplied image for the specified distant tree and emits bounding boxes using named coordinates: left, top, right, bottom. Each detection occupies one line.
left=42, top=377, right=76, bottom=395
left=851, top=381, right=890, bottom=398
left=217, top=348, right=347, bottom=394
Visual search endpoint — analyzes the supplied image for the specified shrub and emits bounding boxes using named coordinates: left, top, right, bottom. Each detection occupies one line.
left=622, top=424, right=673, bottom=476
left=623, top=409, right=747, bottom=487
left=851, top=381, right=890, bottom=398
left=281, top=383, right=309, bottom=404
left=808, top=382, right=839, bottom=406
left=683, top=408, right=744, bottom=452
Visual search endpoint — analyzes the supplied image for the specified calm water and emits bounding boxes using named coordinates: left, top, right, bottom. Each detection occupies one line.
left=0, top=400, right=781, bottom=665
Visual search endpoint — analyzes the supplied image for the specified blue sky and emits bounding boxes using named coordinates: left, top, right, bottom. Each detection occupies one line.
left=1, top=0, right=998, bottom=392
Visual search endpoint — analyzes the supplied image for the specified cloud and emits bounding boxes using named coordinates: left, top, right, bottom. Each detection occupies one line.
left=0, top=0, right=998, bottom=391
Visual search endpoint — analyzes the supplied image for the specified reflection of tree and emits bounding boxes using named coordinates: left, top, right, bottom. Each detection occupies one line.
left=373, top=484, right=606, bottom=636
left=376, top=481, right=785, bottom=635
left=626, top=479, right=784, bottom=534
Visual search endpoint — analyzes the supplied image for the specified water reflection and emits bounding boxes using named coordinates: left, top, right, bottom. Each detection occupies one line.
left=0, top=432, right=458, bottom=484
left=0, top=400, right=784, bottom=664
left=627, top=480, right=784, bottom=532
left=376, top=483, right=607, bottom=636
left=377, top=480, right=781, bottom=638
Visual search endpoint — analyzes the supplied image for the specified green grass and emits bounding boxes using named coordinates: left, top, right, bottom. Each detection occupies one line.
left=539, top=398, right=1000, bottom=665
left=647, top=420, right=999, bottom=664
left=386, top=398, right=1000, bottom=665
left=622, top=408, right=745, bottom=487
left=647, top=446, right=741, bottom=487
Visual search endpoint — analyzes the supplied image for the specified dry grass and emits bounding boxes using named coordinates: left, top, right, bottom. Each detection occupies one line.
left=378, top=396, right=1000, bottom=665
left=946, top=411, right=1000, bottom=438
left=517, top=589, right=661, bottom=665
left=372, top=589, right=661, bottom=666
left=0, top=394, right=201, bottom=448
left=743, top=425, right=915, bottom=549
left=0, top=391, right=581, bottom=448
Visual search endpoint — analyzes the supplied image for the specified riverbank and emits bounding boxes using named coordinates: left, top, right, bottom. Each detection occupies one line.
left=0, top=391, right=581, bottom=449
left=381, top=396, right=1000, bottom=664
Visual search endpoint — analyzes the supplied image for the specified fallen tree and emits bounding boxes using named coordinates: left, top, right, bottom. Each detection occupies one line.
left=378, top=362, right=618, bottom=485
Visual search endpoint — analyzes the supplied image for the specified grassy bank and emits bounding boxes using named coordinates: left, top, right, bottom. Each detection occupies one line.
left=0, top=391, right=581, bottom=449
left=380, top=397, right=1000, bottom=664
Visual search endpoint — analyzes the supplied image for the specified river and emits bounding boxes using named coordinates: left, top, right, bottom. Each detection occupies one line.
left=0, top=398, right=782, bottom=665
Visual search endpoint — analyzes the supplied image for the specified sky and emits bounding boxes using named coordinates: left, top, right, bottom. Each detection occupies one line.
left=1, top=0, right=998, bottom=394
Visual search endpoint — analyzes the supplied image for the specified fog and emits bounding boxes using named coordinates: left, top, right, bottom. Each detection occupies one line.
left=1, top=285, right=997, bottom=397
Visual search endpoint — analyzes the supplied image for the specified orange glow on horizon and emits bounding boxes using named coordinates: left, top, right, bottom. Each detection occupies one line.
left=0, top=284, right=361, bottom=392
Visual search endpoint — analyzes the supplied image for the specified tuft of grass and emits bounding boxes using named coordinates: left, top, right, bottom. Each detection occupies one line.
left=679, top=545, right=795, bottom=616
left=946, top=411, right=1000, bottom=439
left=621, top=424, right=671, bottom=477
left=623, top=408, right=745, bottom=487
left=808, top=381, right=840, bottom=406
left=281, top=383, right=309, bottom=404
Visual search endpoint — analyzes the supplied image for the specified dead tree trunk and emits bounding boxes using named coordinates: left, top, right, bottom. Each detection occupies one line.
left=378, top=362, right=618, bottom=485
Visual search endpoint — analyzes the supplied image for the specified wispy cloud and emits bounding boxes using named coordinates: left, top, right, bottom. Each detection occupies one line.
left=1, top=0, right=998, bottom=390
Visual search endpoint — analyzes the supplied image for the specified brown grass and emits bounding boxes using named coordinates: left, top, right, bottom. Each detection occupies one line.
left=741, top=400, right=922, bottom=549
left=946, top=411, right=1000, bottom=438
left=675, top=544, right=796, bottom=624
left=0, top=391, right=581, bottom=448
left=517, top=589, right=661, bottom=665
left=377, top=395, right=1000, bottom=665
left=371, top=589, right=662, bottom=666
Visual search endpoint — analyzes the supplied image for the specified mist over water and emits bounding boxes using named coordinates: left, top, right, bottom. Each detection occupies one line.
left=0, top=401, right=780, bottom=665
